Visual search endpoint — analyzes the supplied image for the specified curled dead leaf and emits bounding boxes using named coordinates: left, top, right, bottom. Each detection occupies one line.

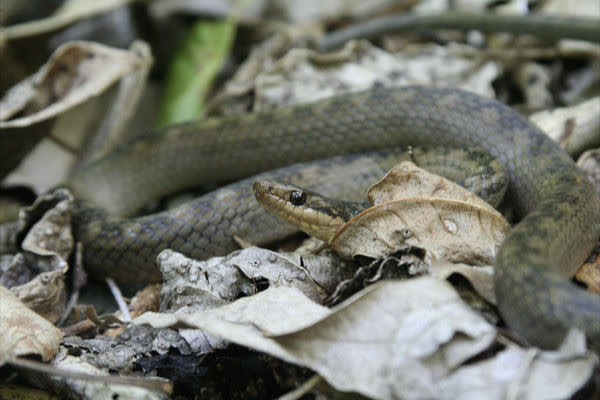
left=158, top=248, right=325, bottom=311
left=330, top=198, right=510, bottom=264
left=10, top=270, right=66, bottom=323
left=0, top=41, right=145, bottom=126
left=431, top=260, right=496, bottom=304
left=368, top=160, right=504, bottom=212
left=0, top=286, right=63, bottom=363
left=22, top=197, right=74, bottom=262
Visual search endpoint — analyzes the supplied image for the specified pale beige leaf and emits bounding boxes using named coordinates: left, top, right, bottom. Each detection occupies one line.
left=437, top=343, right=597, bottom=399
left=0, top=286, right=63, bottom=363
left=3, top=190, right=73, bottom=322
left=0, top=41, right=144, bottom=127
left=135, top=279, right=496, bottom=399
left=22, top=198, right=74, bottom=262
left=330, top=198, right=510, bottom=263
left=137, top=286, right=330, bottom=335
left=431, top=261, right=496, bottom=304
left=10, top=271, right=66, bottom=323
left=530, top=96, right=600, bottom=156
left=368, top=161, right=500, bottom=213
left=135, top=279, right=596, bottom=400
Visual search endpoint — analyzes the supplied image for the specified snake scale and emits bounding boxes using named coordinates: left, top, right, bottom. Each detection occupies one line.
left=64, top=86, right=600, bottom=351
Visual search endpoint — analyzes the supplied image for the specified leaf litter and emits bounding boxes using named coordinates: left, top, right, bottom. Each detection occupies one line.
left=1, top=1, right=599, bottom=398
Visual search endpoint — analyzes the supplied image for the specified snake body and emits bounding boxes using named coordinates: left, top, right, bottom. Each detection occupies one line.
left=65, top=86, right=600, bottom=351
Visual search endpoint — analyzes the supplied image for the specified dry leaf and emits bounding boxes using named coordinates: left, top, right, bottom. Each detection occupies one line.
left=435, top=342, right=597, bottom=399
left=253, top=40, right=500, bottom=112
left=10, top=270, right=66, bottom=323
left=368, top=160, right=505, bottom=212
left=158, top=249, right=257, bottom=313
left=138, top=280, right=496, bottom=399
left=0, top=190, right=73, bottom=321
left=330, top=198, right=510, bottom=263
left=224, top=248, right=325, bottom=302
left=326, top=250, right=429, bottom=305
left=135, top=279, right=596, bottom=399
left=530, top=96, right=600, bottom=157
left=158, top=247, right=324, bottom=310
left=327, top=161, right=510, bottom=264
left=136, top=286, right=330, bottom=337
left=0, top=286, right=63, bottom=363
left=431, top=260, right=496, bottom=304
left=0, top=41, right=149, bottom=182
left=0, top=41, right=145, bottom=127
left=284, top=250, right=357, bottom=294
left=22, top=197, right=74, bottom=262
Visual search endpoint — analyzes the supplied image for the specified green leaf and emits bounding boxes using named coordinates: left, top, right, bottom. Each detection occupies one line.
left=157, top=19, right=236, bottom=127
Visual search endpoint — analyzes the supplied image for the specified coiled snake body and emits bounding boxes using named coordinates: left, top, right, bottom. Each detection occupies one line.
left=65, top=87, right=600, bottom=351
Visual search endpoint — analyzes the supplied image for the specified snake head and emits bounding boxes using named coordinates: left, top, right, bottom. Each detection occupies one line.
left=253, top=178, right=365, bottom=242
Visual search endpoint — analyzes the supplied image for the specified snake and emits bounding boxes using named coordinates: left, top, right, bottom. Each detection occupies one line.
left=59, top=86, right=600, bottom=352
left=252, top=147, right=508, bottom=242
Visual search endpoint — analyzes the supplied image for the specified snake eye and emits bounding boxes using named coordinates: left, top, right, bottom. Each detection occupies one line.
left=289, top=191, right=306, bottom=206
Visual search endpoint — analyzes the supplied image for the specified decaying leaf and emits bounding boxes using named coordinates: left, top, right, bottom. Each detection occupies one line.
left=158, top=247, right=325, bottom=312
left=136, top=278, right=596, bottom=399
left=434, top=340, right=597, bottom=399
left=431, top=261, right=496, bottom=304
left=530, top=96, right=600, bottom=157
left=330, top=198, right=510, bottom=263
left=0, top=41, right=145, bottom=126
left=10, top=270, right=66, bottom=323
left=253, top=40, right=500, bottom=112
left=22, top=197, right=74, bottom=263
left=285, top=249, right=363, bottom=294
left=158, top=249, right=249, bottom=312
left=0, top=286, right=63, bottom=363
left=0, top=190, right=73, bottom=321
left=327, top=249, right=429, bottom=305
left=0, top=253, right=36, bottom=288
left=76, top=40, right=154, bottom=166
left=60, top=324, right=205, bottom=369
left=328, top=160, right=510, bottom=264
left=368, top=161, right=503, bottom=212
